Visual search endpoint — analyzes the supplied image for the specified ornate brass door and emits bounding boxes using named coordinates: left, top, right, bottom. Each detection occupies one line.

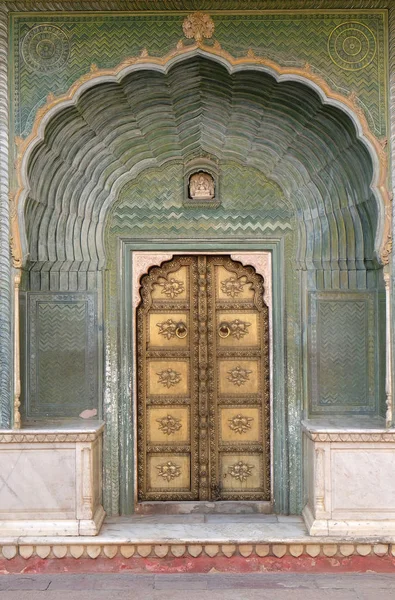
left=137, top=256, right=270, bottom=501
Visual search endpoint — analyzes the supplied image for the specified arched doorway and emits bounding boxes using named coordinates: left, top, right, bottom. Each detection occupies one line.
left=17, top=53, right=386, bottom=516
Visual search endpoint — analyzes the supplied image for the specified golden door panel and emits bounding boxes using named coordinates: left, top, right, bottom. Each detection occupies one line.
left=150, top=266, right=189, bottom=301
left=148, top=313, right=189, bottom=348
left=217, top=312, right=260, bottom=347
left=215, top=265, right=255, bottom=301
left=148, top=360, right=190, bottom=396
left=220, top=407, right=261, bottom=443
left=148, top=455, right=191, bottom=491
left=221, top=454, right=263, bottom=492
left=137, top=255, right=270, bottom=503
left=218, top=360, right=260, bottom=396
left=147, top=407, right=190, bottom=444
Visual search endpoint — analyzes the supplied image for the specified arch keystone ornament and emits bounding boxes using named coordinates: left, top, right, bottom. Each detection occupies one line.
left=11, top=40, right=391, bottom=270
left=182, top=12, right=214, bottom=43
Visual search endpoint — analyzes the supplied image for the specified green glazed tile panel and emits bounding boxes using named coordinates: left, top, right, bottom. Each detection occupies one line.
left=309, top=291, right=377, bottom=414
left=11, top=11, right=387, bottom=138
left=26, top=292, right=98, bottom=419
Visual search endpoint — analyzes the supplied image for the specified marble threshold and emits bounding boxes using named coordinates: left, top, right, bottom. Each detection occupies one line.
left=2, top=514, right=395, bottom=547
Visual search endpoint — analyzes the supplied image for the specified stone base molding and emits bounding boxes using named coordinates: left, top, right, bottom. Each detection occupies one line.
left=302, top=420, right=395, bottom=536
left=0, top=422, right=105, bottom=536
left=1, top=541, right=395, bottom=573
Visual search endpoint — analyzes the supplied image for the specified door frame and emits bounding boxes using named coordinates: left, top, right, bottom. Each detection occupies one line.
left=118, top=238, right=286, bottom=513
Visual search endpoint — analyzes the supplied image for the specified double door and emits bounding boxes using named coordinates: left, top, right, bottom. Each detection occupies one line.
left=137, top=255, right=270, bottom=501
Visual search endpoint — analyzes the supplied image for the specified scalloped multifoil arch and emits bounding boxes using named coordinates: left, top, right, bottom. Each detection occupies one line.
left=12, top=43, right=391, bottom=270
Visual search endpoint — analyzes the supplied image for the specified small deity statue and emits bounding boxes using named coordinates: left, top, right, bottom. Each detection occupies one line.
left=189, top=172, right=215, bottom=200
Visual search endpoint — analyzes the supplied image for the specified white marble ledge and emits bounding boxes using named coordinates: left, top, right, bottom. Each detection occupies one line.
left=0, top=420, right=104, bottom=443
left=4, top=517, right=395, bottom=546
left=302, top=418, right=395, bottom=442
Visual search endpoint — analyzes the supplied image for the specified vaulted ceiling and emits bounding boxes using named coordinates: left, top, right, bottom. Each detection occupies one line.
left=24, top=56, right=377, bottom=271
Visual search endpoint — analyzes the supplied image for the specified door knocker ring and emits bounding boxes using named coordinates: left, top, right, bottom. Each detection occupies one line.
left=176, top=322, right=188, bottom=338
left=218, top=322, right=231, bottom=338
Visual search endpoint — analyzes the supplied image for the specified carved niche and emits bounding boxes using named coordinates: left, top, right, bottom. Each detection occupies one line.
left=183, top=156, right=220, bottom=208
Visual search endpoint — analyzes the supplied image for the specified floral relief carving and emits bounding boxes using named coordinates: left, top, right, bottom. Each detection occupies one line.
left=157, top=319, right=178, bottom=340
left=157, top=368, right=182, bottom=388
left=227, top=365, right=252, bottom=387
left=157, top=414, right=182, bottom=435
left=221, top=276, right=246, bottom=298
left=158, top=277, right=185, bottom=298
left=157, top=461, right=182, bottom=481
left=228, top=461, right=254, bottom=482
left=157, top=319, right=188, bottom=340
left=228, top=413, right=254, bottom=434
left=220, top=319, right=251, bottom=339
left=182, top=12, right=215, bottom=43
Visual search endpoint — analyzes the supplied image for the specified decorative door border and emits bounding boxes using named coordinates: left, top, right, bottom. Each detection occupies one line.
left=118, top=239, right=285, bottom=513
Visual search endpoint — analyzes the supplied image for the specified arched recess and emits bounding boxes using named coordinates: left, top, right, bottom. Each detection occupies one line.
left=15, top=48, right=390, bottom=515
left=13, top=45, right=390, bottom=270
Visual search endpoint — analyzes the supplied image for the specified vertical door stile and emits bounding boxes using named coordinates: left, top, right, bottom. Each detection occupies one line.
left=207, top=258, right=219, bottom=500
left=197, top=256, right=210, bottom=500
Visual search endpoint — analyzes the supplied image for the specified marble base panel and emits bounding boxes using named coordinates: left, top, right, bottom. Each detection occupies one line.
left=0, top=422, right=105, bottom=536
left=302, top=419, right=395, bottom=537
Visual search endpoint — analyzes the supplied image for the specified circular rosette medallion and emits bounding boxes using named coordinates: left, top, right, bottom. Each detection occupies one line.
left=22, top=24, right=70, bottom=73
left=328, top=22, right=376, bottom=71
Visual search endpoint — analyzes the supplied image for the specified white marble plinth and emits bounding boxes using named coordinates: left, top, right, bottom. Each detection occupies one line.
left=0, top=421, right=105, bottom=536
left=302, top=419, right=395, bottom=536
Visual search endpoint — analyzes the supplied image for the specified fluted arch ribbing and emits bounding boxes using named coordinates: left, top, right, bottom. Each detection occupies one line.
left=22, top=56, right=378, bottom=272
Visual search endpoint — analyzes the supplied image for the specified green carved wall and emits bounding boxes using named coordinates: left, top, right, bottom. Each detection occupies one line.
left=11, top=11, right=388, bottom=141
left=108, top=162, right=293, bottom=239
left=14, top=8, right=388, bottom=515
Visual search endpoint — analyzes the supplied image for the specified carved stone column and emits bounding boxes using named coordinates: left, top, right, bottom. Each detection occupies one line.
left=0, top=3, right=11, bottom=428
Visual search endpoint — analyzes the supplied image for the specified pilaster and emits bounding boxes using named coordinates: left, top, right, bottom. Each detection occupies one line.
left=0, top=3, right=11, bottom=428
